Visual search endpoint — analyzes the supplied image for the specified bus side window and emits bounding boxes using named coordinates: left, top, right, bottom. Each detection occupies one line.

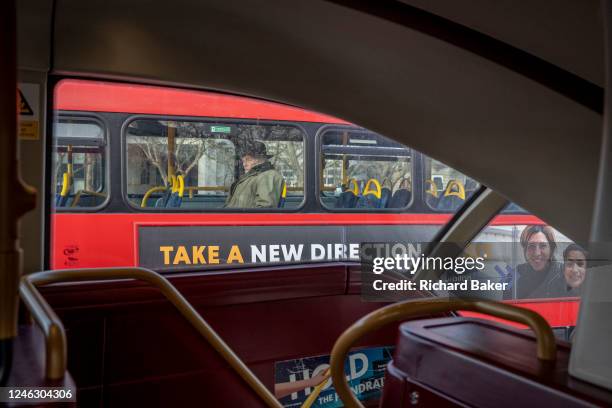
left=52, top=118, right=107, bottom=209
left=320, top=128, right=413, bottom=211
left=125, top=120, right=305, bottom=210
left=462, top=212, right=583, bottom=333
left=423, top=156, right=479, bottom=212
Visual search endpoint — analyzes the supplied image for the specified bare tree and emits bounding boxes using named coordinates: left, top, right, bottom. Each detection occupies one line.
left=132, top=121, right=211, bottom=186
left=135, top=136, right=170, bottom=185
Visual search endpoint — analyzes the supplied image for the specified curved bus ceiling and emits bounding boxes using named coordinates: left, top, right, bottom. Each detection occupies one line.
left=19, top=0, right=603, bottom=242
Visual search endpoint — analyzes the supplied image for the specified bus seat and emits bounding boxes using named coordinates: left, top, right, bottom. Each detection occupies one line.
left=436, top=194, right=464, bottom=211
left=465, top=178, right=478, bottom=197
left=378, top=178, right=393, bottom=208
left=55, top=195, right=69, bottom=207
left=425, top=179, right=439, bottom=209
left=388, top=177, right=411, bottom=208
left=436, top=180, right=465, bottom=211
left=335, top=178, right=360, bottom=208
left=278, top=180, right=287, bottom=208
left=388, top=189, right=411, bottom=208
left=155, top=176, right=176, bottom=208
left=167, top=175, right=185, bottom=208
left=154, top=194, right=170, bottom=208
left=380, top=187, right=392, bottom=208
left=355, top=179, right=381, bottom=208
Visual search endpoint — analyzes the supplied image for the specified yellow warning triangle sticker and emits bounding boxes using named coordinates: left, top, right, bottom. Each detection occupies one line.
left=18, top=89, right=34, bottom=115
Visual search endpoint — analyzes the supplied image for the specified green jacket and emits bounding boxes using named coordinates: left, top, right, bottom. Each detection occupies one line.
left=225, top=162, right=284, bottom=208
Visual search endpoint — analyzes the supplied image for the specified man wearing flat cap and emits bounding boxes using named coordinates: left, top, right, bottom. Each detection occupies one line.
left=225, top=140, right=284, bottom=208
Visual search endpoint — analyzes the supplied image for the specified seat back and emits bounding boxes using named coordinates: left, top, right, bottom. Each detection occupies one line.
left=335, top=178, right=360, bottom=208
left=425, top=179, right=439, bottom=208
left=380, top=187, right=392, bottom=208
left=388, top=189, right=411, bottom=208
left=355, top=179, right=381, bottom=208
left=155, top=175, right=176, bottom=208
left=387, top=177, right=411, bottom=208
left=436, top=180, right=465, bottom=211
left=166, top=175, right=185, bottom=208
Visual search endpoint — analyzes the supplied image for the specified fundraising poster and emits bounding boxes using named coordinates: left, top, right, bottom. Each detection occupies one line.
left=274, top=346, right=394, bottom=408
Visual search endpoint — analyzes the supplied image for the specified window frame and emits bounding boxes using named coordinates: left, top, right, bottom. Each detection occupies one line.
left=121, top=114, right=309, bottom=213
left=316, top=124, right=415, bottom=213
left=52, top=112, right=111, bottom=212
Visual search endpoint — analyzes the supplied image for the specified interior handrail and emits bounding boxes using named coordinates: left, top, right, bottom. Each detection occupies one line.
left=177, top=174, right=185, bottom=198
left=425, top=179, right=438, bottom=198
left=59, top=172, right=71, bottom=198
left=19, top=278, right=67, bottom=380
left=70, top=190, right=107, bottom=207
left=444, top=179, right=466, bottom=200
left=329, top=298, right=556, bottom=408
left=140, top=186, right=167, bottom=207
left=19, top=267, right=283, bottom=408
left=301, top=368, right=331, bottom=408
left=362, top=178, right=381, bottom=199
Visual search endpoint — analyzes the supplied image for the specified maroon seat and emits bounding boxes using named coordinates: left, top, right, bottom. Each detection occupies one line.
left=381, top=317, right=612, bottom=407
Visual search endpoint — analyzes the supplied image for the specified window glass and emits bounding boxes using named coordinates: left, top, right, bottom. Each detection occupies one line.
left=52, top=118, right=107, bottom=208
left=126, top=120, right=305, bottom=209
left=423, top=156, right=479, bottom=211
left=459, top=207, right=582, bottom=340
left=471, top=221, right=578, bottom=301
left=320, top=128, right=412, bottom=210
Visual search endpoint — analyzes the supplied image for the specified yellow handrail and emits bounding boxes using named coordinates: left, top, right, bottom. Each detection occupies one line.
left=177, top=174, right=185, bottom=197
left=140, top=186, right=168, bottom=208
left=444, top=179, right=466, bottom=200
left=59, top=172, right=70, bottom=197
left=425, top=179, right=438, bottom=198
left=346, top=178, right=359, bottom=195
left=301, top=368, right=331, bottom=408
left=70, top=190, right=107, bottom=207
left=363, top=179, right=381, bottom=199
left=329, top=298, right=556, bottom=408
left=170, top=175, right=178, bottom=193
left=19, top=267, right=283, bottom=408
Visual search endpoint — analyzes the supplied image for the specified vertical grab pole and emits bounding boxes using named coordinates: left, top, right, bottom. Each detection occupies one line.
left=0, top=0, right=37, bottom=385
left=569, top=0, right=612, bottom=391
left=167, top=122, right=176, bottom=183
left=592, top=0, right=612, bottom=243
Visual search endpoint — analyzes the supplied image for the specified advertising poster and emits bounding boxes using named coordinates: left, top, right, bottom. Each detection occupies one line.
left=274, top=347, right=394, bottom=408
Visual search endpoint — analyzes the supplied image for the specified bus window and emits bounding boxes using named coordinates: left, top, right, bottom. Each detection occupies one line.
left=458, top=210, right=582, bottom=340
left=423, top=156, right=479, bottom=211
left=320, top=128, right=412, bottom=210
left=52, top=118, right=107, bottom=208
left=125, top=120, right=304, bottom=209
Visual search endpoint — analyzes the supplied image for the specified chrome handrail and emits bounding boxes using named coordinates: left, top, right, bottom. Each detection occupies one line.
left=329, top=298, right=556, bottom=408
left=20, top=267, right=283, bottom=408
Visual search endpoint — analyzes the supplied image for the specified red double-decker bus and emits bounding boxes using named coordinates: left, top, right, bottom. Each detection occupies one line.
left=50, top=79, right=579, bottom=335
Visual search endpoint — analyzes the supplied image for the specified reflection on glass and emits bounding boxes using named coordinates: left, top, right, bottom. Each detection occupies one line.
left=424, top=157, right=479, bottom=212
left=125, top=120, right=305, bottom=209
left=320, top=129, right=412, bottom=210
left=52, top=118, right=106, bottom=208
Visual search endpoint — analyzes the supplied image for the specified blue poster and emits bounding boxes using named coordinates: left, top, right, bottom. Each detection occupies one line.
left=274, top=346, right=394, bottom=407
